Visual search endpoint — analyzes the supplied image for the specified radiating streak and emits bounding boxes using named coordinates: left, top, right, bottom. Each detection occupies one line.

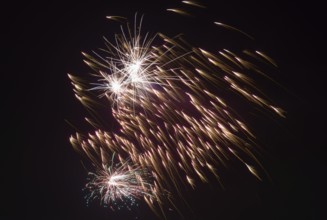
left=182, top=1, right=206, bottom=8
left=214, top=22, right=254, bottom=40
left=167, top=9, right=191, bottom=16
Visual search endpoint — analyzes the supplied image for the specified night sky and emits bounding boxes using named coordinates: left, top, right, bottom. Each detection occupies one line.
left=4, top=0, right=326, bottom=219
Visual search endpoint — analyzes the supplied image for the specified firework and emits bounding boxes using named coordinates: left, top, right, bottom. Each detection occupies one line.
left=69, top=3, right=284, bottom=216
left=84, top=154, right=154, bottom=210
left=83, top=16, right=181, bottom=110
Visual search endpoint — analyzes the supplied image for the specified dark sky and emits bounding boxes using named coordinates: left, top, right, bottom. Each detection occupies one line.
left=4, top=0, right=326, bottom=219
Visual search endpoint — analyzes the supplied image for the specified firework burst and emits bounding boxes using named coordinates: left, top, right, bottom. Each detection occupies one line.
left=83, top=16, right=181, bottom=110
left=84, top=154, right=155, bottom=210
left=69, top=4, right=284, bottom=217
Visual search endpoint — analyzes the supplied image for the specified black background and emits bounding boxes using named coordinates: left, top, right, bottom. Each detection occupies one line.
left=3, top=0, right=326, bottom=219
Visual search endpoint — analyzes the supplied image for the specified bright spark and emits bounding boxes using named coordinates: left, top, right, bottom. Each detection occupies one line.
left=110, top=80, right=123, bottom=94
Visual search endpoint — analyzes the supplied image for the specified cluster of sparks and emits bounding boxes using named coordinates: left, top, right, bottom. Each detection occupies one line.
left=85, top=23, right=162, bottom=108
left=84, top=154, right=154, bottom=210
left=69, top=1, right=284, bottom=216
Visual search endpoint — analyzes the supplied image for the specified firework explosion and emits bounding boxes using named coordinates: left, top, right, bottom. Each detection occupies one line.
left=84, top=154, right=155, bottom=210
left=69, top=2, right=284, bottom=217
